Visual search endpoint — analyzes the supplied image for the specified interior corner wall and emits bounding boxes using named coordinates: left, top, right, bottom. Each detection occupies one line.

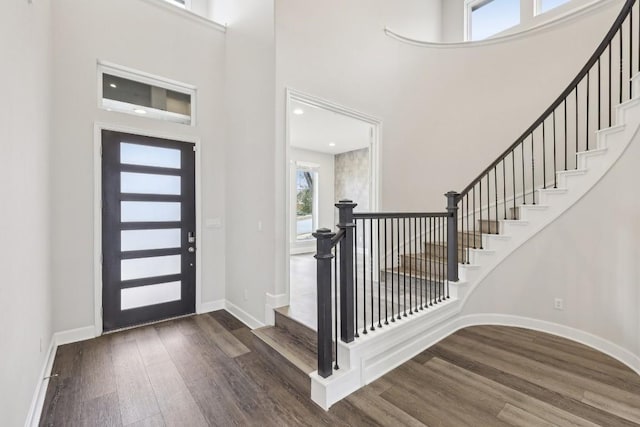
left=462, top=128, right=640, bottom=365
left=51, top=0, right=227, bottom=333
left=0, top=1, right=53, bottom=425
left=222, top=0, right=276, bottom=323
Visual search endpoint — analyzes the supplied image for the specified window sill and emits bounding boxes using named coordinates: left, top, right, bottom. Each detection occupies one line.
left=137, top=0, right=226, bottom=33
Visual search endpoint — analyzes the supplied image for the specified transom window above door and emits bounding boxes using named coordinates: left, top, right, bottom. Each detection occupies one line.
left=98, top=61, right=196, bottom=126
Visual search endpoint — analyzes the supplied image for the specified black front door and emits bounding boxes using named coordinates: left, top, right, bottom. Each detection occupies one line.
left=102, top=130, right=196, bottom=332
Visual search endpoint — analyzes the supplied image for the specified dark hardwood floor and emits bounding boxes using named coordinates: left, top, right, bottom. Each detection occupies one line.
left=40, top=311, right=640, bottom=426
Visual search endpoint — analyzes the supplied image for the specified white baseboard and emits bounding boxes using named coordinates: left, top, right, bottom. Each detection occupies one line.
left=197, top=299, right=225, bottom=314
left=311, top=311, right=640, bottom=410
left=456, top=314, right=640, bottom=377
left=225, top=300, right=265, bottom=330
left=54, top=326, right=96, bottom=347
left=24, top=337, right=57, bottom=427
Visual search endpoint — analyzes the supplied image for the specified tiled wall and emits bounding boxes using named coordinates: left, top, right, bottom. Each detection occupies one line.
left=335, top=147, right=370, bottom=212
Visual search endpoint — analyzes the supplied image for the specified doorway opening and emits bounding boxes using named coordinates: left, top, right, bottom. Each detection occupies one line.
left=285, top=90, right=381, bottom=329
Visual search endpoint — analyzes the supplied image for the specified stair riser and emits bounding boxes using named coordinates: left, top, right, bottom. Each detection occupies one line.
left=274, top=310, right=317, bottom=351
left=409, top=247, right=468, bottom=263
left=385, top=266, right=448, bottom=281
left=478, top=219, right=500, bottom=234
left=251, top=332, right=311, bottom=396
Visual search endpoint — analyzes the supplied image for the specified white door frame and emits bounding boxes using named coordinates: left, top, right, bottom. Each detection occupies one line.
left=284, top=88, right=382, bottom=307
left=93, top=122, right=203, bottom=336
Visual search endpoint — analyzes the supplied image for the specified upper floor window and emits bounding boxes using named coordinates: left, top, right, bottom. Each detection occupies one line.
left=163, top=0, right=191, bottom=10
left=536, top=0, right=570, bottom=15
left=466, top=0, right=521, bottom=41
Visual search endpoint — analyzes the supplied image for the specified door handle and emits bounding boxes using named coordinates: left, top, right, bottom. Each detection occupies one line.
left=188, top=247, right=195, bottom=253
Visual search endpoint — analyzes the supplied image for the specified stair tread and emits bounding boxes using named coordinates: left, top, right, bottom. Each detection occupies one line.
left=385, top=266, right=447, bottom=282
left=252, top=326, right=317, bottom=374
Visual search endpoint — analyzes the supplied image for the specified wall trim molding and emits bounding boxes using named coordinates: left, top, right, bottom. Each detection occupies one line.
left=197, top=299, right=226, bottom=314
left=385, top=0, right=618, bottom=49
left=54, top=326, right=96, bottom=347
left=225, top=300, right=266, bottom=330
left=24, top=337, right=56, bottom=427
left=455, top=314, right=640, bottom=376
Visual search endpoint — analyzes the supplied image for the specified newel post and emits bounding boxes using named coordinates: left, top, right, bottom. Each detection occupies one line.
left=336, top=199, right=357, bottom=343
left=314, top=228, right=335, bottom=378
left=445, top=191, right=460, bottom=283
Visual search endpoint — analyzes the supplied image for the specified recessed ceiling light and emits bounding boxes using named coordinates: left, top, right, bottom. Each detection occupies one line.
left=329, top=142, right=336, bottom=147
left=134, top=108, right=147, bottom=115
left=109, top=83, right=117, bottom=88
left=293, top=108, right=304, bottom=115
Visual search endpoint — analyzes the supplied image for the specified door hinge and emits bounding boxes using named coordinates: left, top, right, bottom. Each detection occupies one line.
left=193, top=146, right=197, bottom=152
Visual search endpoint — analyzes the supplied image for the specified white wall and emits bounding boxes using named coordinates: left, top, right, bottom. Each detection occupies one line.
left=276, top=0, right=622, bottom=211
left=0, top=1, right=53, bottom=425
left=381, top=0, right=443, bottom=42
left=51, top=0, right=227, bottom=332
left=462, top=125, right=640, bottom=366
left=289, top=148, right=335, bottom=253
left=219, top=0, right=277, bottom=323
left=274, top=0, right=622, bottom=312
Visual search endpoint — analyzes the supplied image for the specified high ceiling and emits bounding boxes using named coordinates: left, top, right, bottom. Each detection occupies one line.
left=289, top=100, right=371, bottom=155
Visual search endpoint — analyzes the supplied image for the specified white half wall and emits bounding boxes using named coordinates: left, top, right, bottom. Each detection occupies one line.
left=51, top=0, right=227, bottom=332
left=462, top=124, right=640, bottom=368
left=0, top=1, right=54, bottom=425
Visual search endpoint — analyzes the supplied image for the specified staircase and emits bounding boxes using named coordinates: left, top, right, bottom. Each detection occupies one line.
left=251, top=308, right=319, bottom=395
left=260, top=0, right=640, bottom=412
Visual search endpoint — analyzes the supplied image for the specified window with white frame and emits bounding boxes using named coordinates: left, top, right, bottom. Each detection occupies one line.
left=295, top=166, right=319, bottom=241
left=98, top=62, right=196, bottom=125
left=535, top=0, right=570, bottom=15
left=163, top=0, right=191, bottom=10
left=465, top=0, right=521, bottom=41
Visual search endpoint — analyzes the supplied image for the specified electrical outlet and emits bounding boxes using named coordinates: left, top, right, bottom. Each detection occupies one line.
left=554, top=298, right=564, bottom=310
left=257, top=220, right=263, bottom=232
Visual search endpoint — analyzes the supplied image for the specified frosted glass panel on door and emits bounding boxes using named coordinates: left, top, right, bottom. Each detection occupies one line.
left=121, top=202, right=181, bottom=222
left=120, top=143, right=181, bottom=169
left=121, top=255, right=181, bottom=281
left=121, top=229, right=181, bottom=251
left=121, top=172, right=181, bottom=195
left=121, top=281, right=181, bottom=310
